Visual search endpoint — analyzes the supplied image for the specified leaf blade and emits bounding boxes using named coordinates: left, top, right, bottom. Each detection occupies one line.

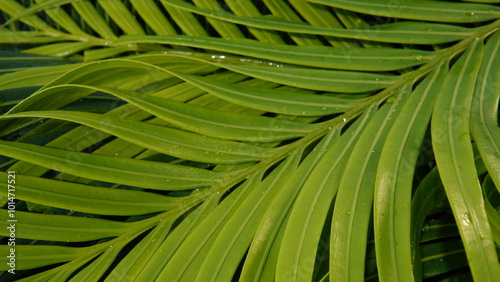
left=1, top=110, right=272, bottom=164
left=0, top=171, right=179, bottom=215
left=307, top=0, right=500, bottom=23
left=431, top=40, right=500, bottom=281
left=470, top=31, right=500, bottom=189
left=0, top=139, right=222, bottom=190
left=162, top=0, right=473, bottom=44
left=117, top=35, right=434, bottom=71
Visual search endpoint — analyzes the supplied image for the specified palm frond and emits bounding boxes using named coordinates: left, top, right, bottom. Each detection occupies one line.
left=0, top=0, right=499, bottom=281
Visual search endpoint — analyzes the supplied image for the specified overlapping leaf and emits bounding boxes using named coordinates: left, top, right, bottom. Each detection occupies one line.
left=0, top=0, right=499, bottom=281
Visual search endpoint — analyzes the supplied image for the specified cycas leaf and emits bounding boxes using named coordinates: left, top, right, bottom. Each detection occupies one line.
left=69, top=0, right=117, bottom=40
left=34, top=1, right=87, bottom=37
left=0, top=30, right=64, bottom=44
left=410, top=167, right=448, bottom=279
left=330, top=84, right=410, bottom=281
left=221, top=0, right=283, bottom=43
left=0, top=110, right=273, bottom=164
left=0, top=0, right=60, bottom=33
left=483, top=176, right=500, bottom=244
left=0, top=210, right=133, bottom=242
left=154, top=176, right=262, bottom=281
left=0, top=51, right=72, bottom=72
left=162, top=0, right=474, bottom=44
left=129, top=0, right=177, bottom=35
left=23, top=42, right=97, bottom=57
left=100, top=84, right=316, bottom=142
left=68, top=240, right=129, bottom=282
left=470, top=31, right=500, bottom=189
left=4, top=83, right=316, bottom=142
left=0, top=139, right=224, bottom=190
left=374, top=63, right=448, bottom=281
left=241, top=125, right=341, bottom=281
left=116, top=35, right=434, bottom=71
left=133, top=198, right=220, bottom=281
left=169, top=70, right=361, bottom=113
left=1, top=0, right=500, bottom=281
left=101, top=219, right=175, bottom=281
left=431, top=39, right=500, bottom=280
left=97, top=0, right=145, bottom=35
left=0, top=58, right=216, bottom=124
left=277, top=107, right=377, bottom=281
left=0, top=63, right=82, bottom=91
left=210, top=63, right=398, bottom=92
left=0, top=245, right=86, bottom=271
left=196, top=151, right=303, bottom=281
left=308, top=0, right=500, bottom=23
left=0, top=171, right=181, bottom=215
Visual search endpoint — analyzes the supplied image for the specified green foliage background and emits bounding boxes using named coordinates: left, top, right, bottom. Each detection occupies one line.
left=0, top=0, right=499, bottom=281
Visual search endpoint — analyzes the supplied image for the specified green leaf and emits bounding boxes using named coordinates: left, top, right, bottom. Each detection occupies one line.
left=97, top=0, right=145, bottom=35
left=470, top=31, right=500, bottom=190
left=133, top=197, right=219, bottom=281
left=241, top=127, right=341, bottom=281
left=0, top=51, right=72, bottom=72
left=69, top=240, right=129, bottom=282
left=0, top=245, right=86, bottom=271
left=307, top=0, right=500, bottom=23
left=0, top=63, right=81, bottom=91
left=34, top=1, right=87, bottom=37
left=420, top=240, right=468, bottom=279
left=0, top=171, right=180, bottom=215
left=330, top=85, right=410, bottom=281
left=102, top=219, right=174, bottom=281
left=23, top=42, right=96, bottom=57
left=277, top=107, right=376, bottom=281
left=483, top=176, right=500, bottom=245
left=0, top=30, right=63, bottom=44
left=220, top=0, right=284, bottom=43
left=0, top=0, right=60, bottom=33
left=129, top=0, right=177, bottom=35
left=0, top=210, right=132, bottom=242
left=14, top=83, right=316, bottom=142
left=2, top=58, right=214, bottom=118
left=0, top=110, right=273, bottom=164
left=69, top=0, right=117, bottom=39
left=210, top=63, right=398, bottom=93
left=2, top=72, right=245, bottom=181
left=374, top=63, right=448, bottom=281
left=162, top=0, right=473, bottom=44
left=431, top=40, right=500, bottom=281
left=0, top=139, right=224, bottom=190
left=155, top=176, right=261, bottom=281
left=196, top=150, right=302, bottom=281
left=170, top=70, right=362, bottom=113
left=117, top=35, right=434, bottom=71
left=191, top=0, right=245, bottom=39
left=1, top=0, right=500, bottom=281
left=262, top=0, right=323, bottom=46
left=410, top=167, right=447, bottom=279
left=287, top=0, right=355, bottom=48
